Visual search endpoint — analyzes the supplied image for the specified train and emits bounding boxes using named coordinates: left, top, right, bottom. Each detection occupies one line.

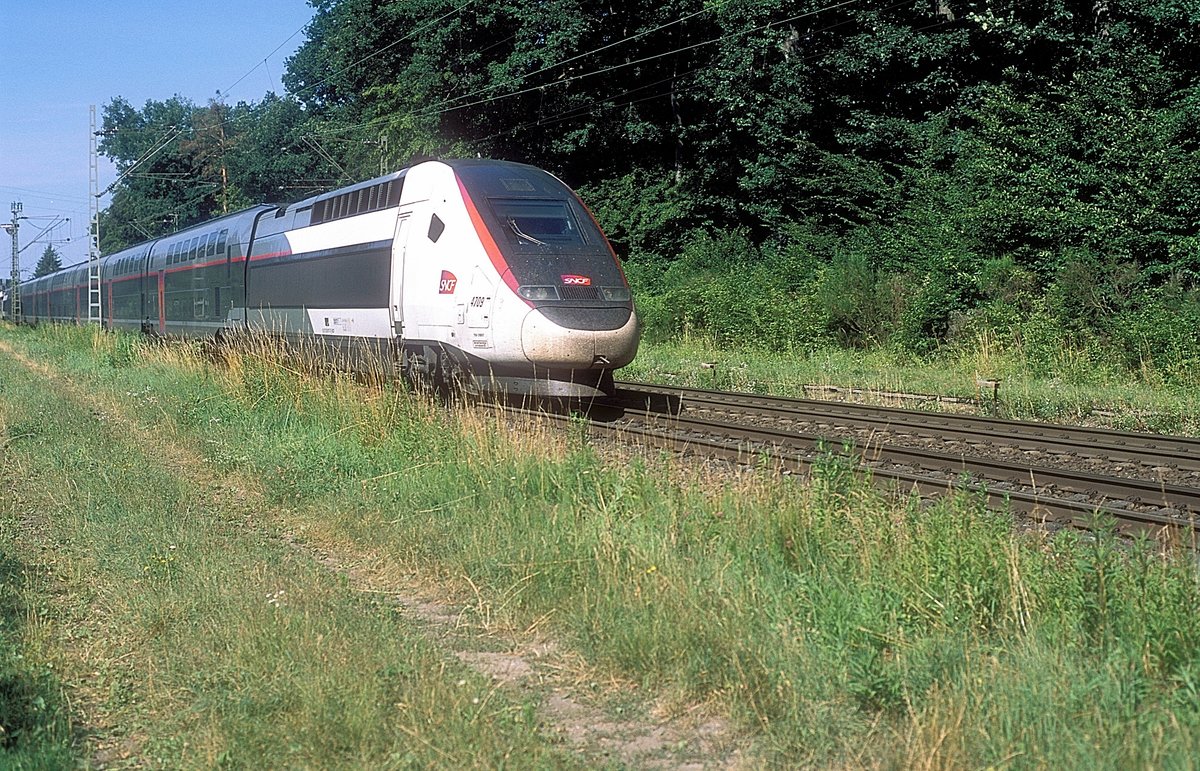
left=3, top=159, right=639, bottom=397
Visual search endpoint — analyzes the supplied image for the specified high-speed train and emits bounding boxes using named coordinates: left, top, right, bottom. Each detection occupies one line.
left=6, top=159, right=639, bottom=396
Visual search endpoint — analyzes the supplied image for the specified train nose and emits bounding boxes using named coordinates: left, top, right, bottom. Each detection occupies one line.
left=520, top=307, right=638, bottom=368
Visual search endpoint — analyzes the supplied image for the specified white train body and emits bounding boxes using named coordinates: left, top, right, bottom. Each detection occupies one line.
left=16, top=159, right=639, bottom=397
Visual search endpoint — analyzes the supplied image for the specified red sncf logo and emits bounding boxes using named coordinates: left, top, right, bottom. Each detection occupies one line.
left=439, top=270, right=458, bottom=294
left=560, top=274, right=592, bottom=286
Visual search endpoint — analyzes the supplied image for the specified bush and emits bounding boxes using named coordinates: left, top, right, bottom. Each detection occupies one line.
left=627, top=228, right=831, bottom=351
left=1108, top=287, right=1200, bottom=386
left=626, top=216, right=1200, bottom=387
left=813, top=249, right=897, bottom=348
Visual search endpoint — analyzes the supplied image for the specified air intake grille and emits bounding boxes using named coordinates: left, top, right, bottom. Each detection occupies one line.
left=559, top=286, right=601, bottom=300
left=311, top=178, right=405, bottom=225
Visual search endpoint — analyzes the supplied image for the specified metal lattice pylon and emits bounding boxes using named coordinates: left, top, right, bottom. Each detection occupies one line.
left=7, top=202, right=19, bottom=320
left=88, top=105, right=101, bottom=325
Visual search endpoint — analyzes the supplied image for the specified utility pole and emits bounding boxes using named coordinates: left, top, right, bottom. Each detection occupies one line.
left=4, top=202, right=23, bottom=320
left=89, top=105, right=102, bottom=325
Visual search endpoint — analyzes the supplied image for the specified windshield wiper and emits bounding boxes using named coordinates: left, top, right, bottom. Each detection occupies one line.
left=508, top=219, right=546, bottom=246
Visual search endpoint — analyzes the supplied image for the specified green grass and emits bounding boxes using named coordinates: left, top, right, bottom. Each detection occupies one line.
left=0, top=549, right=75, bottom=767
left=4, top=323, right=1200, bottom=767
left=0, top=325, right=575, bottom=768
left=623, top=334, right=1200, bottom=435
left=0, top=384, right=78, bottom=769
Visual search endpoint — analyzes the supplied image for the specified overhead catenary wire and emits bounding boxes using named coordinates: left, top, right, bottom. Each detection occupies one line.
left=449, top=0, right=949, bottom=168
left=97, top=10, right=336, bottom=206
left=466, top=69, right=709, bottom=148
left=0, top=185, right=92, bottom=206
left=219, top=18, right=311, bottom=99
left=423, top=0, right=738, bottom=114
left=136, top=0, right=485, bottom=200
left=311, top=0, right=736, bottom=139
left=109, top=0, right=867, bottom=172
left=16, top=216, right=71, bottom=256
left=421, top=0, right=871, bottom=119
left=461, top=0, right=916, bottom=152
left=319, top=0, right=873, bottom=141
left=288, top=0, right=479, bottom=104
left=103, top=124, right=191, bottom=195
left=102, top=0, right=944, bottom=217
left=13, top=15, right=326, bottom=269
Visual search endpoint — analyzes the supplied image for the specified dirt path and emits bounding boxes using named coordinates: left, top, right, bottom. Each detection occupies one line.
left=0, top=337, right=747, bottom=768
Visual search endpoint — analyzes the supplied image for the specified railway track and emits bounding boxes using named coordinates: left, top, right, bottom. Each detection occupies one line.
left=520, top=381, right=1200, bottom=542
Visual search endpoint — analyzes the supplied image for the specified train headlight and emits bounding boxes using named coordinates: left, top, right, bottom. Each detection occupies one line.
left=600, top=286, right=631, bottom=302
left=518, top=285, right=560, bottom=301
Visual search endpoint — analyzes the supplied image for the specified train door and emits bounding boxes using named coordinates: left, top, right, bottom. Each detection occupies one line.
left=389, top=213, right=412, bottom=337
left=157, top=271, right=166, bottom=334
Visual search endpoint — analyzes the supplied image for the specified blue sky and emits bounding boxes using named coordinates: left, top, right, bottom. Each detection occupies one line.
left=0, top=1, right=316, bottom=273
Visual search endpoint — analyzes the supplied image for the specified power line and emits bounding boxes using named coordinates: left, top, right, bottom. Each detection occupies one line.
left=97, top=1, right=475, bottom=200
left=289, top=0, right=479, bottom=104
left=427, top=0, right=866, bottom=119
left=319, top=0, right=870, bottom=142
left=0, top=185, right=91, bottom=206
left=457, top=0, right=929, bottom=161
left=96, top=15, right=322, bottom=205
left=219, top=19, right=311, bottom=99
left=313, top=1, right=728, bottom=139
left=101, top=0, right=862, bottom=187
left=418, top=0, right=736, bottom=120
left=17, top=216, right=70, bottom=256
left=96, top=0, right=940, bottom=211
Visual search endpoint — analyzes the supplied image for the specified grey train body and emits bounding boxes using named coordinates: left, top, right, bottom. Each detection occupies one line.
left=8, top=159, right=639, bottom=397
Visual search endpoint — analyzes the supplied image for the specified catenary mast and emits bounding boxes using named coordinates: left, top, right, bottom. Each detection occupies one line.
left=88, top=105, right=101, bottom=325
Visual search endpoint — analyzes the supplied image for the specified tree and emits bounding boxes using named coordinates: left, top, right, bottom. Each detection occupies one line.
left=98, top=96, right=207, bottom=252
left=226, top=94, right=344, bottom=203
left=33, top=245, right=62, bottom=278
left=97, top=93, right=348, bottom=252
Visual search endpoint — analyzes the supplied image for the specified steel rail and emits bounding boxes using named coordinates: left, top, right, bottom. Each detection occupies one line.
left=600, top=403, right=1200, bottom=515
left=612, top=381, right=1200, bottom=471
left=511, top=405, right=1198, bottom=541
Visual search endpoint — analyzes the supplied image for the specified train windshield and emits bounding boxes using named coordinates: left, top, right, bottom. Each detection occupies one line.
left=490, top=199, right=585, bottom=246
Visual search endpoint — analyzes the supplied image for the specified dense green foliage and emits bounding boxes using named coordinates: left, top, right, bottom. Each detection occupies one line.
left=96, top=0, right=1200, bottom=379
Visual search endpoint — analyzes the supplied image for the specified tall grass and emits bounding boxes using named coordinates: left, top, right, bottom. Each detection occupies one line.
left=0, top=326, right=575, bottom=767
left=6, top=323, right=1200, bottom=766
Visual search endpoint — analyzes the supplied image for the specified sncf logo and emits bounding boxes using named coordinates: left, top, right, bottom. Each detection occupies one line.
left=439, top=270, right=458, bottom=294
left=560, top=274, right=592, bottom=286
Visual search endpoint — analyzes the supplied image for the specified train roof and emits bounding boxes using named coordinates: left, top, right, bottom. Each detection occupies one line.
left=280, top=159, right=544, bottom=212
left=290, top=169, right=407, bottom=213
left=20, top=159, right=547, bottom=287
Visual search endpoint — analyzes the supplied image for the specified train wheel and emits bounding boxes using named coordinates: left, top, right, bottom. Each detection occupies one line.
left=436, top=358, right=471, bottom=404
left=400, top=346, right=438, bottom=396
